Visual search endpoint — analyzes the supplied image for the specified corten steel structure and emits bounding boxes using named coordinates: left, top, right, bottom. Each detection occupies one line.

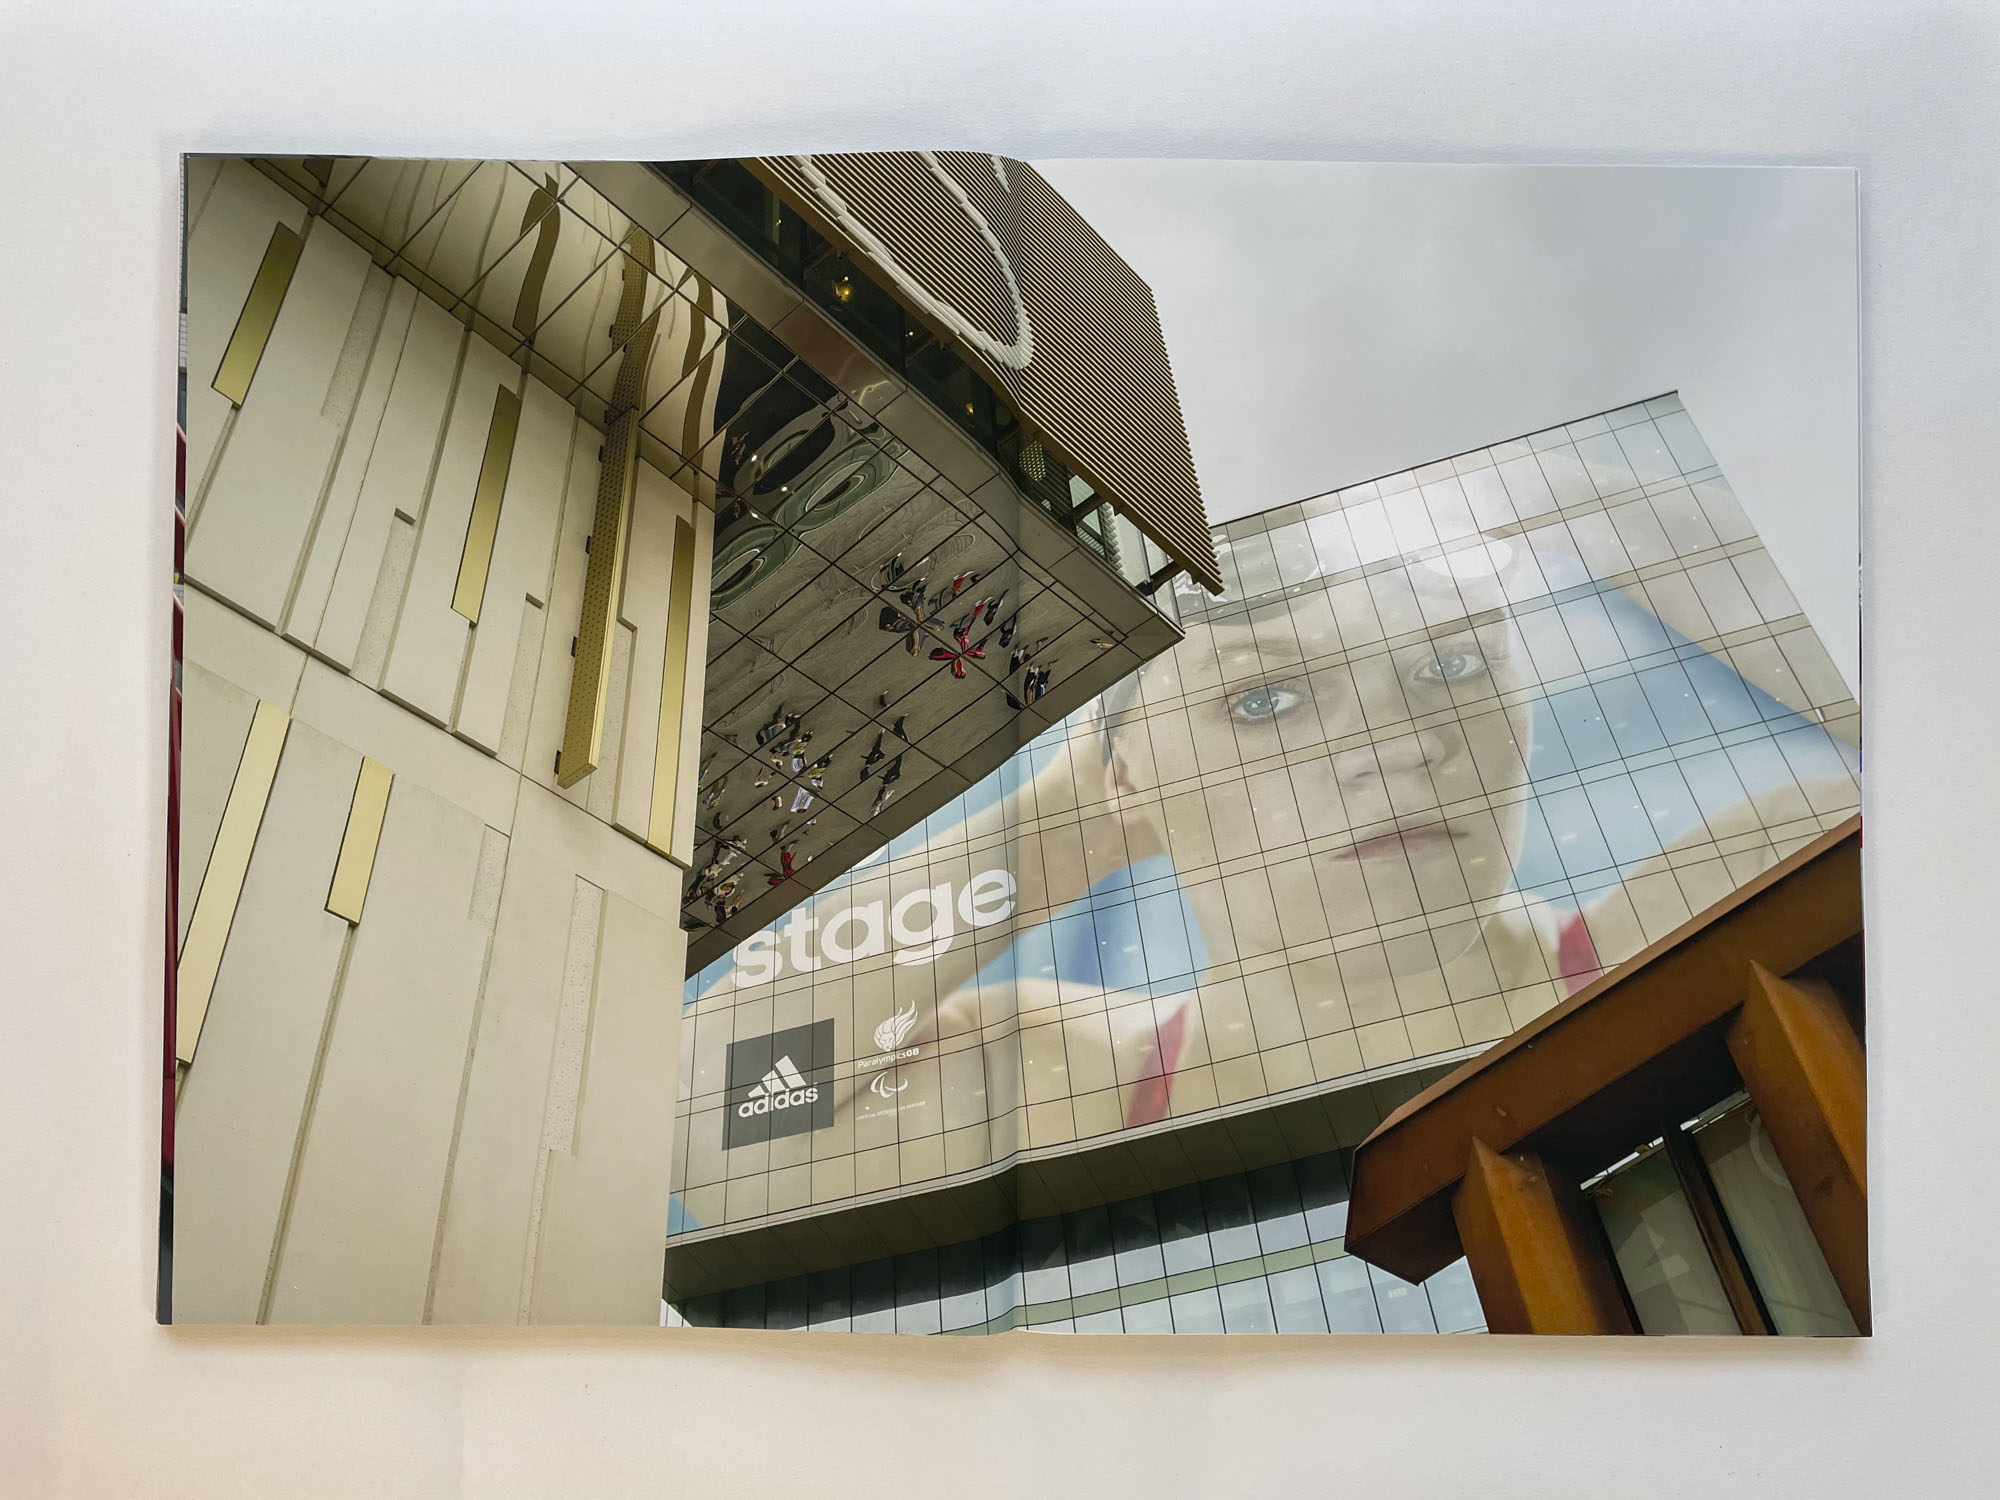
left=1345, top=816, right=1865, bottom=1335
left=168, top=153, right=1208, bottom=1324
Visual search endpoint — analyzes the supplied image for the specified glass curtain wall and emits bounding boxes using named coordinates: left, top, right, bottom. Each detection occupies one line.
left=1585, top=1098, right=1859, bottom=1338
left=670, top=1149, right=1487, bottom=1335
left=672, top=396, right=1860, bottom=1325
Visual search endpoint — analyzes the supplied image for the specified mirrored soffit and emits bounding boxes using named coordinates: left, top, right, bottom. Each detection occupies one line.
left=250, top=157, right=1201, bottom=970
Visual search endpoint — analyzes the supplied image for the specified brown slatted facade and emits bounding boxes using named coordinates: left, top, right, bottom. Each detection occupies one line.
left=753, top=153, right=1219, bottom=593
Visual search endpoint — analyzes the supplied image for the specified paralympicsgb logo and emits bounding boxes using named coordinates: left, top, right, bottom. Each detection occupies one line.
left=722, top=1020, right=836, bottom=1149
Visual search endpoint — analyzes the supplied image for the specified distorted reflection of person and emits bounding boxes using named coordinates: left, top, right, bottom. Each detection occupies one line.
left=868, top=754, right=903, bottom=817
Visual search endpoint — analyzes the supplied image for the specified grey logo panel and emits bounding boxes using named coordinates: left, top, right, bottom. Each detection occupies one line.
left=723, top=1020, right=836, bottom=1148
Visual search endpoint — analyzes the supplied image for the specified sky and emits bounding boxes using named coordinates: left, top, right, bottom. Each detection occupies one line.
left=1033, top=162, right=1860, bottom=695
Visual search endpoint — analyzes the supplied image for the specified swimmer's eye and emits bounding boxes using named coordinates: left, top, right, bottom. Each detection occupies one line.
left=1230, top=684, right=1303, bottom=723
left=1411, top=647, right=1487, bottom=685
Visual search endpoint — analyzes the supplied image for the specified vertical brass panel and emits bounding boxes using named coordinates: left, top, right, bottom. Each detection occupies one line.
left=558, top=409, right=640, bottom=787
left=678, top=281, right=719, bottom=507
left=557, top=228, right=658, bottom=788
left=511, top=174, right=561, bottom=338
left=646, top=516, right=698, bottom=852
left=212, top=223, right=304, bottom=406
left=607, top=227, right=658, bottom=414
left=324, top=757, right=394, bottom=924
left=177, top=700, right=291, bottom=1065
left=451, top=385, right=522, bottom=624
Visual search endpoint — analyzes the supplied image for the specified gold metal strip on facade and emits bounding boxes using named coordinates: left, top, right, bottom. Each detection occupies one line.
left=511, top=174, right=561, bottom=338
left=558, top=407, right=639, bottom=787
left=451, top=385, right=522, bottom=624
left=646, top=516, right=698, bottom=852
left=212, top=223, right=305, bottom=407
left=176, top=701, right=291, bottom=1065
left=325, top=757, right=394, bottom=924
left=678, top=281, right=719, bottom=506
left=557, top=227, right=657, bottom=787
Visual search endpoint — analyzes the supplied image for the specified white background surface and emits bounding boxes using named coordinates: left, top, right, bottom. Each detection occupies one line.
left=3, top=2, right=1996, bottom=1496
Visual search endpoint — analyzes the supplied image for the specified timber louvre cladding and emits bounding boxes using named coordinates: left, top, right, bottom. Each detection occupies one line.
left=1344, top=816, right=1864, bottom=1296
left=751, top=153, right=1218, bottom=593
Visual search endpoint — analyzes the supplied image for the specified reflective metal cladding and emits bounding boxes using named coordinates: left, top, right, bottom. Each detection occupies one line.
left=749, top=153, right=1219, bottom=594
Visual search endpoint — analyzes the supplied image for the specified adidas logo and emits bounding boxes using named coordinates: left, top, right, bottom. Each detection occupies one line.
left=722, top=1021, right=835, bottom=1149
left=736, top=1054, right=820, bottom=1118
